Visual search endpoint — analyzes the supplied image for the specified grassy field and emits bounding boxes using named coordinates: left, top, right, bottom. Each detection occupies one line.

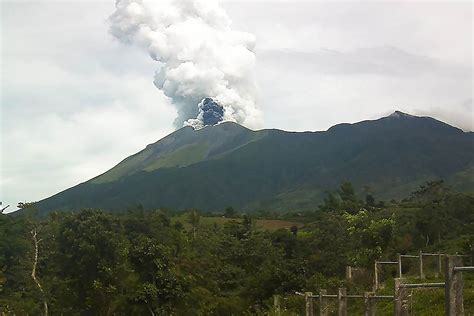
left=171, top=214, right=302, bottom=231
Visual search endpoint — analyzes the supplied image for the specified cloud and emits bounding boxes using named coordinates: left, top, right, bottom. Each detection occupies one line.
left=108, top=0, right=262, bottom=129
left=1, top=0, right=472, bottom=211
left=222, top=1, right=473, bottom=131
left=259, top=46, right=472, bottom=77
left=224, top=1, right=472, bottom=66
left=256, top=46, right=473, bottom=131
left=1, top=2, right=175, bottom=209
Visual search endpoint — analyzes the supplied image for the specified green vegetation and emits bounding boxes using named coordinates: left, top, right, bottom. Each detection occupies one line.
left=2, top=181, right=473, bottom=314
left=91, top=121, right=261, bottom=185
left=171, top=213, right=301, bottom=232
left=33, top=113, right=474, bottom=214
left=144, top=144, right=210, bottom=171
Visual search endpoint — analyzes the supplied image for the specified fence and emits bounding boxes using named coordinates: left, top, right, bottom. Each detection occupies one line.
left=278, top=253, right=473, bottom=315
left=291, top=289, right=393, bottom=316
left=375, top=250, right=472, bottom=291
left=394, top=256, right=473, bottom=315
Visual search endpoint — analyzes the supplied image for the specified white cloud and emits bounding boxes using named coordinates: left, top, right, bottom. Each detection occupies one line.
left=1, top=1, right=175, bottom=209
left=1, top=0, right=472, bottom=211
left=222, top=1, right=473, bottom=131
left=256, top=46, right=473, bottom=131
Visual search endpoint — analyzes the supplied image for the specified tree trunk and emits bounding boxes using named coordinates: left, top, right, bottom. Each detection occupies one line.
left=31, top=229, right=48, bottom=316
left=147, top=302, right=156, bottom=316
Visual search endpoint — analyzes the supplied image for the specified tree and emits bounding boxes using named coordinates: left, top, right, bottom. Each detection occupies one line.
left=339, top=182, right=356, bottom=202
left=53, top=210, right=129, bottom=314
left=129, top=235, right=185, bottom=315
left=319, top=191, right=340, bottom=212
left=187, top=209, right=201, bottom=239
left=343, top=210, right=394, bottom=267
left=17, top=202, right=37, bottom=210
left=30, top=228, right=48, bottom=316
left=319, top=182, right=362, bottom=214
left=365, top=194, right=375, bottom=207
left=0, top=213, right=39, bottom=313
left=411, top=180, right=449, bottom=204
left=242, top=214, right=252, bottom=233
left=224, top=206, right=237, bottom=218
left=2, top=185, right=473, bottom=315
left=290, top=225, right=298, bottom=236
left=339, top=182, right=362, bottom=214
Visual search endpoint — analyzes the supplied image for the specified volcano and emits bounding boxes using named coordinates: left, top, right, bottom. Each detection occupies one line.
left=32, top=111, right=474, bottom=215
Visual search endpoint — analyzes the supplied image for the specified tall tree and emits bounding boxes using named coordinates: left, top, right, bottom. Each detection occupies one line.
left=187, top=209, right=201, bottom=239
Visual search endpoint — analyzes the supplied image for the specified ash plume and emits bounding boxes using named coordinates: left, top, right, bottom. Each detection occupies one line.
left=184, top=98, right=224, bottom=129
left=108, top=0, right=262, bottom=129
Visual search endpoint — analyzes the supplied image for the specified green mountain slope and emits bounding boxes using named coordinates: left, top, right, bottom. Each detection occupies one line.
left=34, top=111, right=474, bottom=213
left=91, top=122, right=264, bottom=184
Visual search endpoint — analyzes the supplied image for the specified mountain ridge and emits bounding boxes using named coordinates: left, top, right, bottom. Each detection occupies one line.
left=32, top=111, right=474, bottom=214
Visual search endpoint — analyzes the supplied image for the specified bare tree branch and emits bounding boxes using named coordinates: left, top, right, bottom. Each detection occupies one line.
left=0, top=204, right=10, bottom=213
left=31, top=229, right=48, bottom=316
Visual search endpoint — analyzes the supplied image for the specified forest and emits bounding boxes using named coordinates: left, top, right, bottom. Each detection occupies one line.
left=1, top=181, right=473, bottom=315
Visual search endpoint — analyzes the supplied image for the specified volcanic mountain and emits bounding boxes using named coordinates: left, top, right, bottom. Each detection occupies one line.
left=34, top=111, right=474, bottom=214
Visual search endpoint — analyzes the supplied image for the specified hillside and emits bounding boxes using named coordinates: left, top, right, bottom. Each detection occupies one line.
left=33, top=111, right=474, bottom=214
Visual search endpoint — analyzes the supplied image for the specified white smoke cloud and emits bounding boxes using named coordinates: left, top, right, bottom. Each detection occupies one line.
left=109, top=0, right=262, bottom=129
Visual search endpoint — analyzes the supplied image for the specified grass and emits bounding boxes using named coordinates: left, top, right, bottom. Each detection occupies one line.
left=144, top=143, right=210, bottom=171
left=273, top=265, right=474, bottom=315
left=372, top=273, right=474, bottom=315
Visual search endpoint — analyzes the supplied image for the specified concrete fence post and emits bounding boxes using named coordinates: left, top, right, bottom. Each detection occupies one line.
left=419, top=250, right=425, bottom=279
left=374, top=261, right=378, bottom=291
left=273, top=295, right=281, bottom=316
left=346, top=266, right=352, bottom=282
left=436, top=252, right=442, bottom=278
left=471, top=247, right=473, bottom=266
left=305, top=292, right=313, bottom=316
left=338, top=288, right=347, bottom=316
left=397, top=253, right=402, bottom=278
left=319, top=289, right=328, bottom=316
left=364, top=292, right=375, bottom=316
left=470, top=246, right=473, bottom=265
left=394, top=278, right=408, bottom=316
left=445, top=256, right=464, bottom=316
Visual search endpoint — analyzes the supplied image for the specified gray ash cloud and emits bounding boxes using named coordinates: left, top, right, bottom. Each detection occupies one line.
left=184, top=98, right=225, bottom=129
left=200, top=98, right=224, bottom=126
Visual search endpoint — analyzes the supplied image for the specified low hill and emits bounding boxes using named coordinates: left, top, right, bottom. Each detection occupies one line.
left=33, top=111, right=474, bottom=214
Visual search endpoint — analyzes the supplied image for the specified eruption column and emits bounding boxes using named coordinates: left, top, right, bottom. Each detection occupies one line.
left=109, top=0, right=262, bottom=129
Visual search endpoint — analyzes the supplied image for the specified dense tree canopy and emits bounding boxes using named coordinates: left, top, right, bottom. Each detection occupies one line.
left=1, top=182, right=473, bottom=314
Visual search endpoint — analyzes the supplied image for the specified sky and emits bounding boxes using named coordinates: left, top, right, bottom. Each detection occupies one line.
left=1, top=0, right=473, bottom=211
